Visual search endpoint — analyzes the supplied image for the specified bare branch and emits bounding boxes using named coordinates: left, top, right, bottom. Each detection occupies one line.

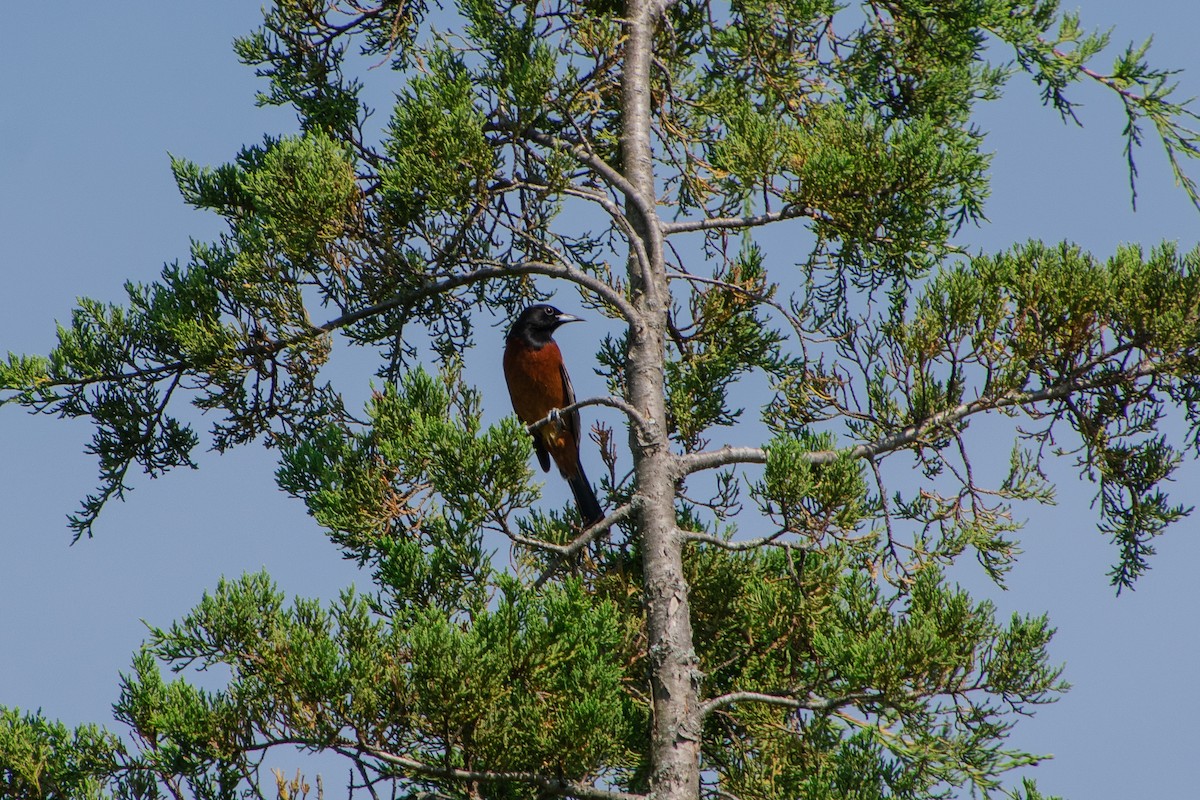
left=501, top=527, right=569, bottom=556
left=700, top=689, right=886, bottom=717
left=316, top=259, right=637, bottom=334
left=516, top=127, right=664, bottom=289
left=520, top=129, right=658, bottom=248
left=682, top=529, right=797, bottom=552
left=676, top=446, right=768, bottom=475
left=525, top=395, right=657, bottom=440
left=343, top=744, right=647, bottom=800
left=487, top=173, right=651, bottom=313
left=558, top=184, right=656, bottom=284
left=661, top=205, right=818, bottom=235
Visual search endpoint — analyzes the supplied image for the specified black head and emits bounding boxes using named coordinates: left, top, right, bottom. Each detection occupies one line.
left=507, top=304, right=583, bottom=347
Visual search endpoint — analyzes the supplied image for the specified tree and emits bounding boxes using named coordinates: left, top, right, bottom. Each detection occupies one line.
left=2, top=0, right=1199, bottom=798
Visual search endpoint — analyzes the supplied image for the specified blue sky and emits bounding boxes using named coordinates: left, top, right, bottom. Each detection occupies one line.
left=1, top=2, right=1198, bottom=797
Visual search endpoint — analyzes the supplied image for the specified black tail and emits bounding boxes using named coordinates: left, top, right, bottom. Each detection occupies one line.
left=567, top=460, right=604, bottom=526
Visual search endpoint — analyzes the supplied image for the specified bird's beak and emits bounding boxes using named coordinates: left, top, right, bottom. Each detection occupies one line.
left=557, top=313, right=584, bottom=325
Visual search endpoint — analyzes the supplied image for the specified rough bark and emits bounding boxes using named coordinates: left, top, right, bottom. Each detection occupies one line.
left=620, top=2, right=702, bottom=799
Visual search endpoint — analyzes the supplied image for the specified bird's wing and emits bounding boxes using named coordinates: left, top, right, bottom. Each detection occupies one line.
left=559, top=359, right=583, bottom=445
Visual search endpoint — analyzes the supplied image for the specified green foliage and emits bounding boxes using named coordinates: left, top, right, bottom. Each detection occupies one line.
left=278, top=365, right=538, bottom=617
left=241, top=133, right=358, bottom=264
left=460, top=0, right=559, bottom=122
left=0, top=286, right=213, bottom=539
left=173, top=130, right=358, bottom=285
left=405, top=579, right=638, bottom=777
left=756, top=431, right=869, bottom=535
left=0, top=354, right=52, bottom=404
left=231, top=0, right=430, bottom=136
left=0, top=132, right=362, bottom=538
left=708, top=97, right=806, bottom=202
left=0, top=708, right=122, bottom=800
left=994, top=8, right=1200, bottom=209
left=902, top=242, right=1200, bottom=588
left=100, top=572, right=640, bottom=798
left=381, top=51, right=497, bottom=226
left=687, top=549, right=1064, bottom=799
left=791, top=105, right=991, bottom=279
left=666, top=246, right=792, bottom=449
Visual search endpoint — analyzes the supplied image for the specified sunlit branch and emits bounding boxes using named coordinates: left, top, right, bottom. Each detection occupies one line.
left=525, top=395, right=656, bottom=440
left=700, top=689, right=887, bottom=717
left=682, top=529, right=797, bottom=552
left=676, top=446, right=769, bottom=474
left=660, top=205, right=818, bottom=235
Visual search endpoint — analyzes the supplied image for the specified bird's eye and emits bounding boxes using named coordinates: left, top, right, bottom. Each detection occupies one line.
left=543, top=307, right=555, bottom=317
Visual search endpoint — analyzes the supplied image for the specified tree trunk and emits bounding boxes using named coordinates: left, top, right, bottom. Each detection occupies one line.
left=621, top=2, right=702, bottom=799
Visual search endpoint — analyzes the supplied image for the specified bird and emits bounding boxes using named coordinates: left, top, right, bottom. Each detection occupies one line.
left=503, top=303, right=605, bottom=526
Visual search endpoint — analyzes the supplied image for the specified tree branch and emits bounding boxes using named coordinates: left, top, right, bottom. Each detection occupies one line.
left=558, top=184, right=656, bottom=286
left=682, top=529, right=798, bottom=552
left=661, top=205, right=818, bottom=235
left=521, top=129, right=658, bottom=248
left=343, top=744, right=647, bottom=800
left=665, top=269, right=813, bottom=349
left=525, top=395, right=656, bottom=440
left=676, top=446, right=768, bottom=475
left=500, top=526, right=569, bottom=556
left=516, top=127, right=662, bottom=287
left=315, top=259, right=636, bottom=334
left=20, top=260, right=636, bottom=394
left=677, top=355, right=1165, bottom=476
left=700, top=689, right=887, bottom=717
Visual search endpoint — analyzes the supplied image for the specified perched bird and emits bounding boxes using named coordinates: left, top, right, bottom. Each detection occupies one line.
left=503, top=304, right=605, bottom=525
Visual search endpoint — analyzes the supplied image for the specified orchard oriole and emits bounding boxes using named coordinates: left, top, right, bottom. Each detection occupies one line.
left=503, top=304, right=604, bottom=526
